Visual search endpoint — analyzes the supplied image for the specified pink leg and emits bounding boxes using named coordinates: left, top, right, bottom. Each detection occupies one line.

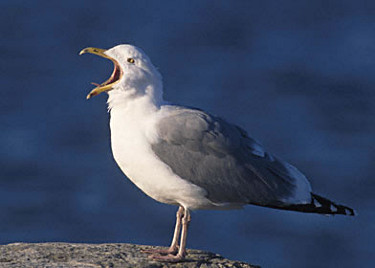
left=143, top=206, right=184, bottom=255
left=168, top=206, right=184, bottom=253
left=151, top=208, right=191, bottom=262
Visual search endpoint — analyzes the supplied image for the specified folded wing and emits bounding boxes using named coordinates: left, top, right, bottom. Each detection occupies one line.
left=152, top=106, right=312, bottom=207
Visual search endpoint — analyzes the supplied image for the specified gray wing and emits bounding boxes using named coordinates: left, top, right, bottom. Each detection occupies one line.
left=152, top=106, right=311, bottom=206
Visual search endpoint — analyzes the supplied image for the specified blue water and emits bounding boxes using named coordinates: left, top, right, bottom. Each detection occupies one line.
left=1, top=1, right=374, bottom=267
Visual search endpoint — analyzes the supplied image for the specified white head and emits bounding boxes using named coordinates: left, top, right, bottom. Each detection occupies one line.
left=79, top=44, right=163, bottom=105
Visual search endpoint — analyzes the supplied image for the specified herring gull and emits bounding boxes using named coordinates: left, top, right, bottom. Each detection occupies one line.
left=79, top=44, right=355, bottom=262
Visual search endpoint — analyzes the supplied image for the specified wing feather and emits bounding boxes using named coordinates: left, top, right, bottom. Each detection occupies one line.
left=152, top=106, right=311, bottom=206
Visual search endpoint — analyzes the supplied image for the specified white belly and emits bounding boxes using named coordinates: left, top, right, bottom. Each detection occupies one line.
left=109, top=104, right=213, bottom=210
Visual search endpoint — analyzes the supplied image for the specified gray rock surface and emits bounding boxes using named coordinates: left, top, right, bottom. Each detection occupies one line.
left=0, top=243, right=259, bottom=268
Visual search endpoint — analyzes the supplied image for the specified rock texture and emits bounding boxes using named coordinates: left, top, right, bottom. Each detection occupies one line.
left=0, top=243, right=259, bottom=268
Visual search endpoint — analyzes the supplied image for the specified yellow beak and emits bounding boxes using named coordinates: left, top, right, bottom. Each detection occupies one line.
left=79, top=47, right=122, bottom=99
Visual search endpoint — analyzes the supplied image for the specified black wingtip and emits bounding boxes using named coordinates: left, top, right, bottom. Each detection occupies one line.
left=255, top=193, right=355, bottom=216
left=311, top=193, right=355, bottom=216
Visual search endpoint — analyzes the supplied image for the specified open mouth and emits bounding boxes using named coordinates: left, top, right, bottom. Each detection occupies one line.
left=79, top=47, right=123, bottom=99
left=89, top=61, right=123, bottom=98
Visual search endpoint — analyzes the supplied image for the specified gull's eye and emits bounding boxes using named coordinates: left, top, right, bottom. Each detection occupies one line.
left=127, top=58, right=135, bottom=64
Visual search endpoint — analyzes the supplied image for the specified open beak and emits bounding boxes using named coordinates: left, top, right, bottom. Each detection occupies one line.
left=79, top=47, right=123, bottom=99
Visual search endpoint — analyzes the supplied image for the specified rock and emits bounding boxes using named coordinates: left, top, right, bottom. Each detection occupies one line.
left=0, top=243, right=259, bottom=268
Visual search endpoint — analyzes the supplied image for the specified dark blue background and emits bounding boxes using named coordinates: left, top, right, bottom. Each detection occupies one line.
left=1, top=1, right=374, bottom=267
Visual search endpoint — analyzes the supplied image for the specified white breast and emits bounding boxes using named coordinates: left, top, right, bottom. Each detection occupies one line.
left=109, top=97, right=213, bottom=210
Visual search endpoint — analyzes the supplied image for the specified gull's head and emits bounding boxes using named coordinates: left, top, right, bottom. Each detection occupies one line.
left=79, top=44, right=162, bottom=100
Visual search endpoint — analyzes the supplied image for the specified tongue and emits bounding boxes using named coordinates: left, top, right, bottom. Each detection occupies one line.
left=91, top=82, right=102, bottom=87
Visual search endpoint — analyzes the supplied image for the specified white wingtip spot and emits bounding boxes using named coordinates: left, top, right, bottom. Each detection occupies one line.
left=345, top=208, right=352, bottom=215
left=313, top=199, right=322, bottom=208
left=330, top=204, right=338, bottom=212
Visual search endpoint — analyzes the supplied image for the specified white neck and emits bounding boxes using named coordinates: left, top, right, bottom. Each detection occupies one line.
left=107, top=83, right=164, bottom=111
left=108, top=85, right=165, bottom=146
